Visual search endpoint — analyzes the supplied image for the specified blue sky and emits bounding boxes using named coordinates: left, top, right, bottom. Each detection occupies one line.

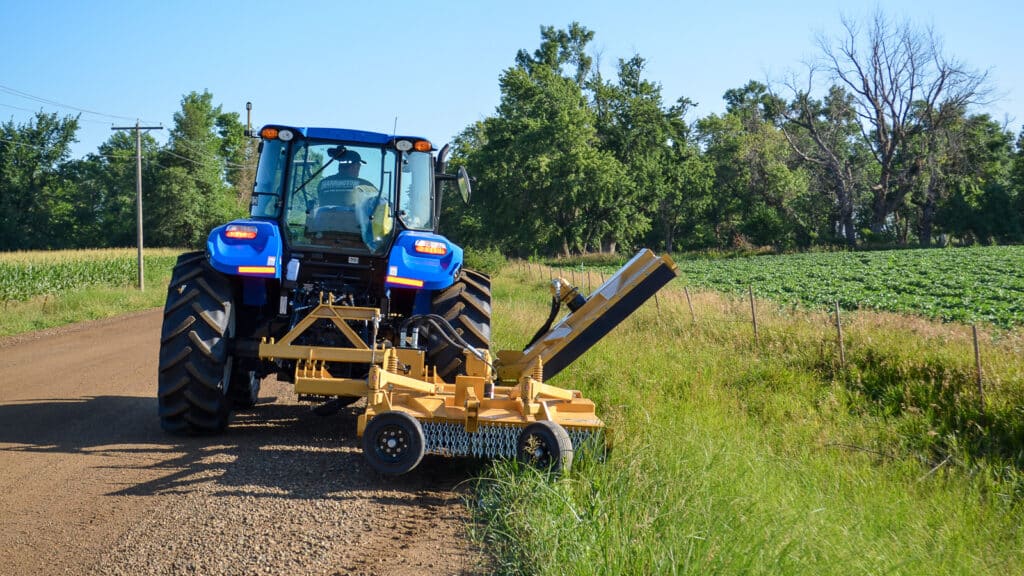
left=2, top=0, right=1021, bottom=159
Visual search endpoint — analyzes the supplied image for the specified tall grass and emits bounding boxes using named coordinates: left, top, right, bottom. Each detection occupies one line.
left=473, top=265, right=1024, bottom=575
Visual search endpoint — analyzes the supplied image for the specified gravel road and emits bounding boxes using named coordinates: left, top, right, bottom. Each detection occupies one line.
left=0, top=309, right=489, bottom=575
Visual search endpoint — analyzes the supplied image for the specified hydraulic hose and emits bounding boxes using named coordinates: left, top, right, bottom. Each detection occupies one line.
left=525, top=296, right=561, bottom=350
left=400, top=314, right=486, bottom=360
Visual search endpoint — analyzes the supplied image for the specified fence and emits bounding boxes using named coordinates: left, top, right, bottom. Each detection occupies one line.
left=509, top=259, right=1021, bottom=406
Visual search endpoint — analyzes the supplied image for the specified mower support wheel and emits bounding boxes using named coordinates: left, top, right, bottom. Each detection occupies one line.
left=362, top=411, right=426, bottom=475
left=517, top=420, right=573, bottom=473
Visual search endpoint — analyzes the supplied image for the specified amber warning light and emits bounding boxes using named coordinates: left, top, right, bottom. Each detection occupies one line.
left=413, top=239, right=447, bottom=255
left=225, top=225, right=258, bottom=239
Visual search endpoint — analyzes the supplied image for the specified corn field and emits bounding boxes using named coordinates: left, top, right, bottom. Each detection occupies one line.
left=0, top=249, right=183, bottom=302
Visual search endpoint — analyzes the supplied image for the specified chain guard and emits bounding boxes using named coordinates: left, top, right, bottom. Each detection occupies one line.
left=421, top=421, right=598, bottom=458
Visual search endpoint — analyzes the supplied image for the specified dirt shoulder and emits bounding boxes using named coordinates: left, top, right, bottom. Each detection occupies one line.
left=0, top=309, right=488, bottom=576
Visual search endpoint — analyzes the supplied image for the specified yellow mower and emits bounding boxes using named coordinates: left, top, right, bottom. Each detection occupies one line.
left=256, top=249, right=677, bottom=474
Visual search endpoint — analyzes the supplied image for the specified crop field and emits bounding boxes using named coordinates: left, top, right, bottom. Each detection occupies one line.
left=0, top=248, right=184, bottom=337
left=670, top=245, right=1024, bottom=328
left=0, top=248, right=183, bottom=303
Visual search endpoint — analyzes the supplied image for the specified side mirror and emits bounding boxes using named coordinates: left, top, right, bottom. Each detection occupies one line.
left=456, top=166, right=472, bottom=204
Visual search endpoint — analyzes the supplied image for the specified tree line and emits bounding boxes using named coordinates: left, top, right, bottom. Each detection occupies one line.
left=443, top=15, right=1024, bottom=256
left=0, top=91, right=252, bottom=251
left=2, top=13, right=1022, bottom=256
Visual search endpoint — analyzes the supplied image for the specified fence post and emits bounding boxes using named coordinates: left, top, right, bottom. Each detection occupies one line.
left=684, top=286, right=695, bottom=322
left=973, top=324, right=984, bottom=403
left=749, top=286, right=759, bottom=346
left=834, top=301, right=846, bottom=366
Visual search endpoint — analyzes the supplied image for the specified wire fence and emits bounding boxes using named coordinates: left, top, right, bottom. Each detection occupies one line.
left=508, top=259, right=1023, bottom=404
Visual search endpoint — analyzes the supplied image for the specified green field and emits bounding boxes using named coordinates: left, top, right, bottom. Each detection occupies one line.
left=476, top=267, right=1024, bottom=575
left=671, top=246, right=1024, bottom=328
left=0, top=248, right=183, bottom=336
left=0, top=248, right=184, bottom=303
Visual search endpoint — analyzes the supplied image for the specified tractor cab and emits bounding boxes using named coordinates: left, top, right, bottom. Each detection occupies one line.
left=249, top=126, right=447, bottom=257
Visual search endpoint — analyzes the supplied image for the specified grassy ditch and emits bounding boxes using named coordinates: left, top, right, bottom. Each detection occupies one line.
left=0, top=248, right=183, bottom=337
left=474, top=266, right=1024, bottom=575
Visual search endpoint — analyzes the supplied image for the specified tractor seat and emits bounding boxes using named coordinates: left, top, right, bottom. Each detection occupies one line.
left=306, top=205, right=362, bottom=235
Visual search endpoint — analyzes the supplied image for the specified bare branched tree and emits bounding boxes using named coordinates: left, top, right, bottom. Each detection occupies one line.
left=818, top=10, right=990, bottom=240
left=776, top=71, right=863, bottom=246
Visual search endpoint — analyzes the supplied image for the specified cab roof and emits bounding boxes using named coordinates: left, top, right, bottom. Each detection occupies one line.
left=262, top=125, right=428, bottom=146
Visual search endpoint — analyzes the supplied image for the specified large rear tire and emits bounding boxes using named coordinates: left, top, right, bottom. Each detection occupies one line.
left=426, top=269, right=491, bottom=382
left=158, top=252, right=235, bottom=434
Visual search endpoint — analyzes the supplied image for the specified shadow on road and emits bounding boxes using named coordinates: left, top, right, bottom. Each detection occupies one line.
left=0, top=395, right=488, bottom=502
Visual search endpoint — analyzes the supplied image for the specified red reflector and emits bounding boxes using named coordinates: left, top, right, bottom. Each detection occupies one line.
left=414, top=240, right=447, bottom=255
left=386, top=275, right=424, bottom=288
left=225, top=225, right=258, bottom=239
left=238, top=266, right=275, bottom=274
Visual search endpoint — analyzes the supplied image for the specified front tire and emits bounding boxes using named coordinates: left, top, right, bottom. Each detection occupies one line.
left=426, top=269, right=492, bottom=382
left=158, top=252, right=234, bottom=435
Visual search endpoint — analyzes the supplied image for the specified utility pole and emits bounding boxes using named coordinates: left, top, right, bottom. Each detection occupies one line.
left=112, top=120, right=162, bottom=290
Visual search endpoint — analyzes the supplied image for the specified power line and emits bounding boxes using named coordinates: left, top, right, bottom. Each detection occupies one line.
left=0, top=134, right=142, bottom=161
left=163, top=147, right=253, bottom=170
left=0, top=84, right=257, bottom=168
left=0, top=83, right=158, bottom=124
left=0, top=102, right=124, bottom=125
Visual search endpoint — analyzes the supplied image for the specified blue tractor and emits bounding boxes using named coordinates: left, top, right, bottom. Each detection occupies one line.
left=158, top=125, right=488, bottom=435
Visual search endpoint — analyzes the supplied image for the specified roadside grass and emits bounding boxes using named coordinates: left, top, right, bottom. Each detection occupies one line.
left=474, top=265, right=1024, bottom=575
left=0, top=248, right=183, bottom=337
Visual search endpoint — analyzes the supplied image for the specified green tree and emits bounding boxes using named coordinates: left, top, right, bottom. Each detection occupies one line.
left=697, top=82, right=810, bottom=249
left=779, top=83, right=872, bottom=246
left=461, top=23, right=632, bottom=257
left=591, top=56, right=687, bottom=252
left=147, top=91, right=246, bottom=247
left=63, top=130, right=162, bottom=247
left=0, top=111, right=80, bottom=250
left=933, top=113, right=1018, bottom=243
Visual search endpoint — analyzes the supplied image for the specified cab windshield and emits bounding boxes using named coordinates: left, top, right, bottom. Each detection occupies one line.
left=249, top=136, right=436, bottom=254
left=281, top=140, right=395, bottom=254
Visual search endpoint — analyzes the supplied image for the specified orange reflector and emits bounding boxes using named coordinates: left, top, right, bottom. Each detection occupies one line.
left=386, top=275, right=424, bottom=288
left=413, top=140, right=432, bottom=152
left=225, top=225, right=258, bottom=239
left=413, top=239, right=447, bottom=255
left=260, top=127, right=279, bottom=139
left=238, top=266, right=275, bottom=274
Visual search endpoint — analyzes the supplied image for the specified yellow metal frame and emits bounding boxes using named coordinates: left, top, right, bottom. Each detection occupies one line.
left=256, top=250, right=677, bottom=444
left=257, top=297, right=603, bottom=438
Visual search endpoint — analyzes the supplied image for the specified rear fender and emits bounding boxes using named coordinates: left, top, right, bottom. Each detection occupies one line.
left=385, top=231, right=462, bottom=292
left=207, top=219, right=283, bottom=279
